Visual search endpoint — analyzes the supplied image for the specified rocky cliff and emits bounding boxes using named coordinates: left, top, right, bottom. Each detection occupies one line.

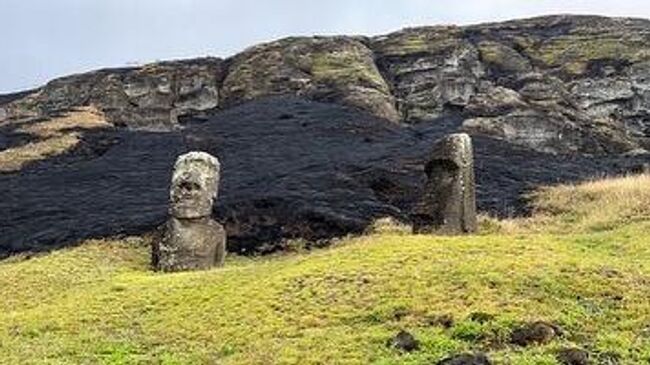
left=2, top=15, right=650, bottom=153
left=1, top=15, right=649, bottom=256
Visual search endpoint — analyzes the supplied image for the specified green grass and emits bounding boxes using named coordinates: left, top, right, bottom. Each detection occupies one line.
left=1, top=175, right=650, bottom=364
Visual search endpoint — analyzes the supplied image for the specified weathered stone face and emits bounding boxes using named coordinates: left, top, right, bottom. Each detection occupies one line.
left=414, top=133, right=477, bottom=234
left=170, top=152, right=220, bottom=219
left=153, top=151, right=227, bottom=272
left=153, top=217, right=226, bottom=272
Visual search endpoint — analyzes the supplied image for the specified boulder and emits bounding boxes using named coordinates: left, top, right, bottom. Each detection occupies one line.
left=387, top=330, right=419, bottom=352
left=414, top=133, right=477, bottom=234
left=510, top=321, right=559, bottom=347
left=556, top=348, right=590, bottom=365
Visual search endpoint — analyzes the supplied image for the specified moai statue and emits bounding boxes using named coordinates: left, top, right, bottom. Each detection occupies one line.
left=414, top=133, right=477, bottom=234
left=152, top=151, right=227, bottom=272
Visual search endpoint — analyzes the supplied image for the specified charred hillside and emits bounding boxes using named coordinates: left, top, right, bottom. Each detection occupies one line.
left=0, top=15, right=649, bottom=256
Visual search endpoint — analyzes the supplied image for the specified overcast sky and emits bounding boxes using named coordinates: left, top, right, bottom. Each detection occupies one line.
left=2, top=0, right=649, bottom=93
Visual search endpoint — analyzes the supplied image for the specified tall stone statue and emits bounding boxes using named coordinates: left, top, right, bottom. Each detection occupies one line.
left=152, top=151, right=227, bottom=272
left=414, top=133, right=477, bottom=234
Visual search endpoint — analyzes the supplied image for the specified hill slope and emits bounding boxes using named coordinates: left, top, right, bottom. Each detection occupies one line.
left=0, top=97, right=646, bottom=257
left=1, top=174, right=649, bottom=364
left=0, top=15, right=649, bottom=256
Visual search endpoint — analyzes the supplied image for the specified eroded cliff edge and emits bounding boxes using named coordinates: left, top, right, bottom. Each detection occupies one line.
left=2, top=15, right=650, bottom=154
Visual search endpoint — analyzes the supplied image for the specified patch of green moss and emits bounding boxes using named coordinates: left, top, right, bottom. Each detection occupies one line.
left=531, top=36, right=650, bottom=75
left=310, top=49, right=388, bottom=92
left=372, top=27, right=462, bottom=56
left=477, top=41, right=531, bottom=73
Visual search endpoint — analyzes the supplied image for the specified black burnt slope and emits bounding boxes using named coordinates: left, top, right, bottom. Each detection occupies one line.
left=0, top=97, right=646, bottom=256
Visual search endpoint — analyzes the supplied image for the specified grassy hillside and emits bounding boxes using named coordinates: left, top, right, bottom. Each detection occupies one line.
left=1, top=174, right=649, bottom=364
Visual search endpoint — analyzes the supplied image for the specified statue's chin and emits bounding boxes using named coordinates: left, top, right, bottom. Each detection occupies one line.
left=170, top=203, right=211, bottom=219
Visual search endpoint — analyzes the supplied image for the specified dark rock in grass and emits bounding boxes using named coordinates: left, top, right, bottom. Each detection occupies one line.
left=556, top=348, right=590, bottom=365
left=510, top=321, right=558, bottom=346
left=388, top=330, right=419, bottom=352
left=468, top=312, right=495, bottom=323
left=437, top=353, right=491, bottom=365
left=414, top=133, right=477, bottom=234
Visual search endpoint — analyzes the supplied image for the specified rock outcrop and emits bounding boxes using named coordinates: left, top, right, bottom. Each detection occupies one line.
left=221, top=36, right=400, bottom=122
left=1, top=58, right=222, bottom=130
left=372, top=16, right=650, bottom=154
left=372, top=26, right=485, bottom=122
left=2, top=15, right=649, bottom=154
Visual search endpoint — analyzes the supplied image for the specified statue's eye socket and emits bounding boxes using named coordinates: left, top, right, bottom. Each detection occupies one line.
left=179, top=181, right=201, bottom=192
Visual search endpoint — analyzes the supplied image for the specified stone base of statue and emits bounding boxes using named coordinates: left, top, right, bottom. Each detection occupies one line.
left=153, top=217, right=227, bottom=272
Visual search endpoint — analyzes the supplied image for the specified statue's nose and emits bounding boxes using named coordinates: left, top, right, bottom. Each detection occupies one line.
left=179, top=181, right=201, bottom=193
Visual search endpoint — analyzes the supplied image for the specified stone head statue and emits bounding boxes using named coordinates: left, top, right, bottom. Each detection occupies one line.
left=169, top=151, right=221, bottom=219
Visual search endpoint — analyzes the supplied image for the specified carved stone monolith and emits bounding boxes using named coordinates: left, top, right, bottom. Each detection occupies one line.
left=152, top=151, right=226, bottom=272
left=414, top=133, right=477, bottom=234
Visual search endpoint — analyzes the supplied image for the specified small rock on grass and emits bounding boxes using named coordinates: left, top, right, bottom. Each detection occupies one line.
left=387, top=330, right=419, bottom=352
left=556, top=348, right=590, bottom=365
left=510, top=321, right=559, bottom=346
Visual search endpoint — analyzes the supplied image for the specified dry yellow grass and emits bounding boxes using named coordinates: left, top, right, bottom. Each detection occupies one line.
left=0, top=133, right=81, bottom=172
left=18, top=106, right=111, bottom=138
left=481, top=173, right=650, bottom=234
left=0, top=107, right=111, bottom=172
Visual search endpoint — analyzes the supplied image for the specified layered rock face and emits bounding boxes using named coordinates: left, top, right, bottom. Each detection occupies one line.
left=373, top=16, right=650, bottom=153
left=1, top=58, right=223, bottom=130
left=2, top=15, right=649, bottom=154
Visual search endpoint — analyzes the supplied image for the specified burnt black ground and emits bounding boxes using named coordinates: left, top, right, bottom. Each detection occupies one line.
left=0, top=97, right=647, bottom=256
